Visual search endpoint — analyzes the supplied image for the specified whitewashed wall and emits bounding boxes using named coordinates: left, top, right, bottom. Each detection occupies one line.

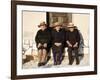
left=23, top=11, right=46, bottom=43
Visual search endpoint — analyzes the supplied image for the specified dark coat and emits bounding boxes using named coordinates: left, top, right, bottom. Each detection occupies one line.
left=51, top=28, right=66, bottom=46
left=35, top=28, right=51, bottom=46
left=66, top=29, right=80, bottom=47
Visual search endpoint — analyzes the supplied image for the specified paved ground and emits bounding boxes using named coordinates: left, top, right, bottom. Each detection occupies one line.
left=22, top=54, right=89, bottom=69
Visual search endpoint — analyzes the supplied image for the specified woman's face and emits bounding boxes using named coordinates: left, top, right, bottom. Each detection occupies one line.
left=55, top=26, right=60, bottom=31
left=68, top=23, right=74, bottom=32
left=41, top=25, right=46, bottom=30
left=69, top=27, right=74, bottom=32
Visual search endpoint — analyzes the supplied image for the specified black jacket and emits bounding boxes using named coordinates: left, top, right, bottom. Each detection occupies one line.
left=35, top=28, right=51, bottom=46
left=51, top=28, right=66, bottom=45
left=66, top=29, right=80, bottom=46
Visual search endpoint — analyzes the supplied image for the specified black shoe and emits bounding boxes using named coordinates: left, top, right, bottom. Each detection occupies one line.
left=41, top=62, right=46, bottom=66
left=38, top=63, right=42, bottom=67
left=76, top=62, right=80, bottom=65
left=68, top=60, right=74, bottom=65
left=68, top=63, right=72, bottom=65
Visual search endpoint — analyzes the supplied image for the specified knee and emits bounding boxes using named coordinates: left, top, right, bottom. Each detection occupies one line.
left=43, top=49, right=47, bottom=53
left=38, top=49, right=42, bottom=53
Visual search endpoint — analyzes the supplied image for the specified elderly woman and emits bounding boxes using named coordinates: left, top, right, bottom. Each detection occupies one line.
left=35, top=22, right=51, bottom=67
left=51, top=22, right=66, bottom=65
left=66, top=22, right=80, bottom=65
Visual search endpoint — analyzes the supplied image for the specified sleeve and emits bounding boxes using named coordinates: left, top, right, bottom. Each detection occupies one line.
left=76, top=29, right=80, bottom=44
left=62, top=29, right=66, bottom=43
left=51, top=30, right=55, bottom=44
left=47, top=30, right=52, bottom=44
left=47, top=29, right=52, bottom=48
left=65, top=30, right=69, bottom=47
left=35, top=31, right=40, bottom=45
left=66, top=30, right=69, bottom=41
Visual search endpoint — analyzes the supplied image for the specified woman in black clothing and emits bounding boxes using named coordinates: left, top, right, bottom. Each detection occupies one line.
left=35, top=22, right=51, bottom=67
left=66, top=22, right=80, bottom=65
left=52, top=22, right=66, bottom=65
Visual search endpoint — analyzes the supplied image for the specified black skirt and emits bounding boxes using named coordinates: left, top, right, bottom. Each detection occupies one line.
left=37, top=44, right=51, bottom=53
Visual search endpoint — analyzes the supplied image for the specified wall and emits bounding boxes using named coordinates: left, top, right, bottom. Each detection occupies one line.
left=72, top=14, right=90, bottom=54
left=23, top=11, right=46, bottom=43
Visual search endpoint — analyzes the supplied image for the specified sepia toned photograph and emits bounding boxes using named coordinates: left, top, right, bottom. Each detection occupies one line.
left=11, top=1, right=97, bottom=79
left=22, top=11, right=89, bottom=69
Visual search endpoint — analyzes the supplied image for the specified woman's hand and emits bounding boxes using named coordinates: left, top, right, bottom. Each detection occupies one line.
left=68, top=43, right=72, bottom=47
left=43, top=43, right=47, bottom=47
left=73, top=42, right=78, bottom=47
left=38, top=43, right=42, bottom=48
left=66, top=41, right=72, bottom=47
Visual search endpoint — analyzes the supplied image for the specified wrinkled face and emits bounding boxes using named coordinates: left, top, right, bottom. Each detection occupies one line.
left=55, top=25, right=61, bottom=31
left=68, top=23, right=74, bottom=32
left=41, top=25, right=46, bottom=30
